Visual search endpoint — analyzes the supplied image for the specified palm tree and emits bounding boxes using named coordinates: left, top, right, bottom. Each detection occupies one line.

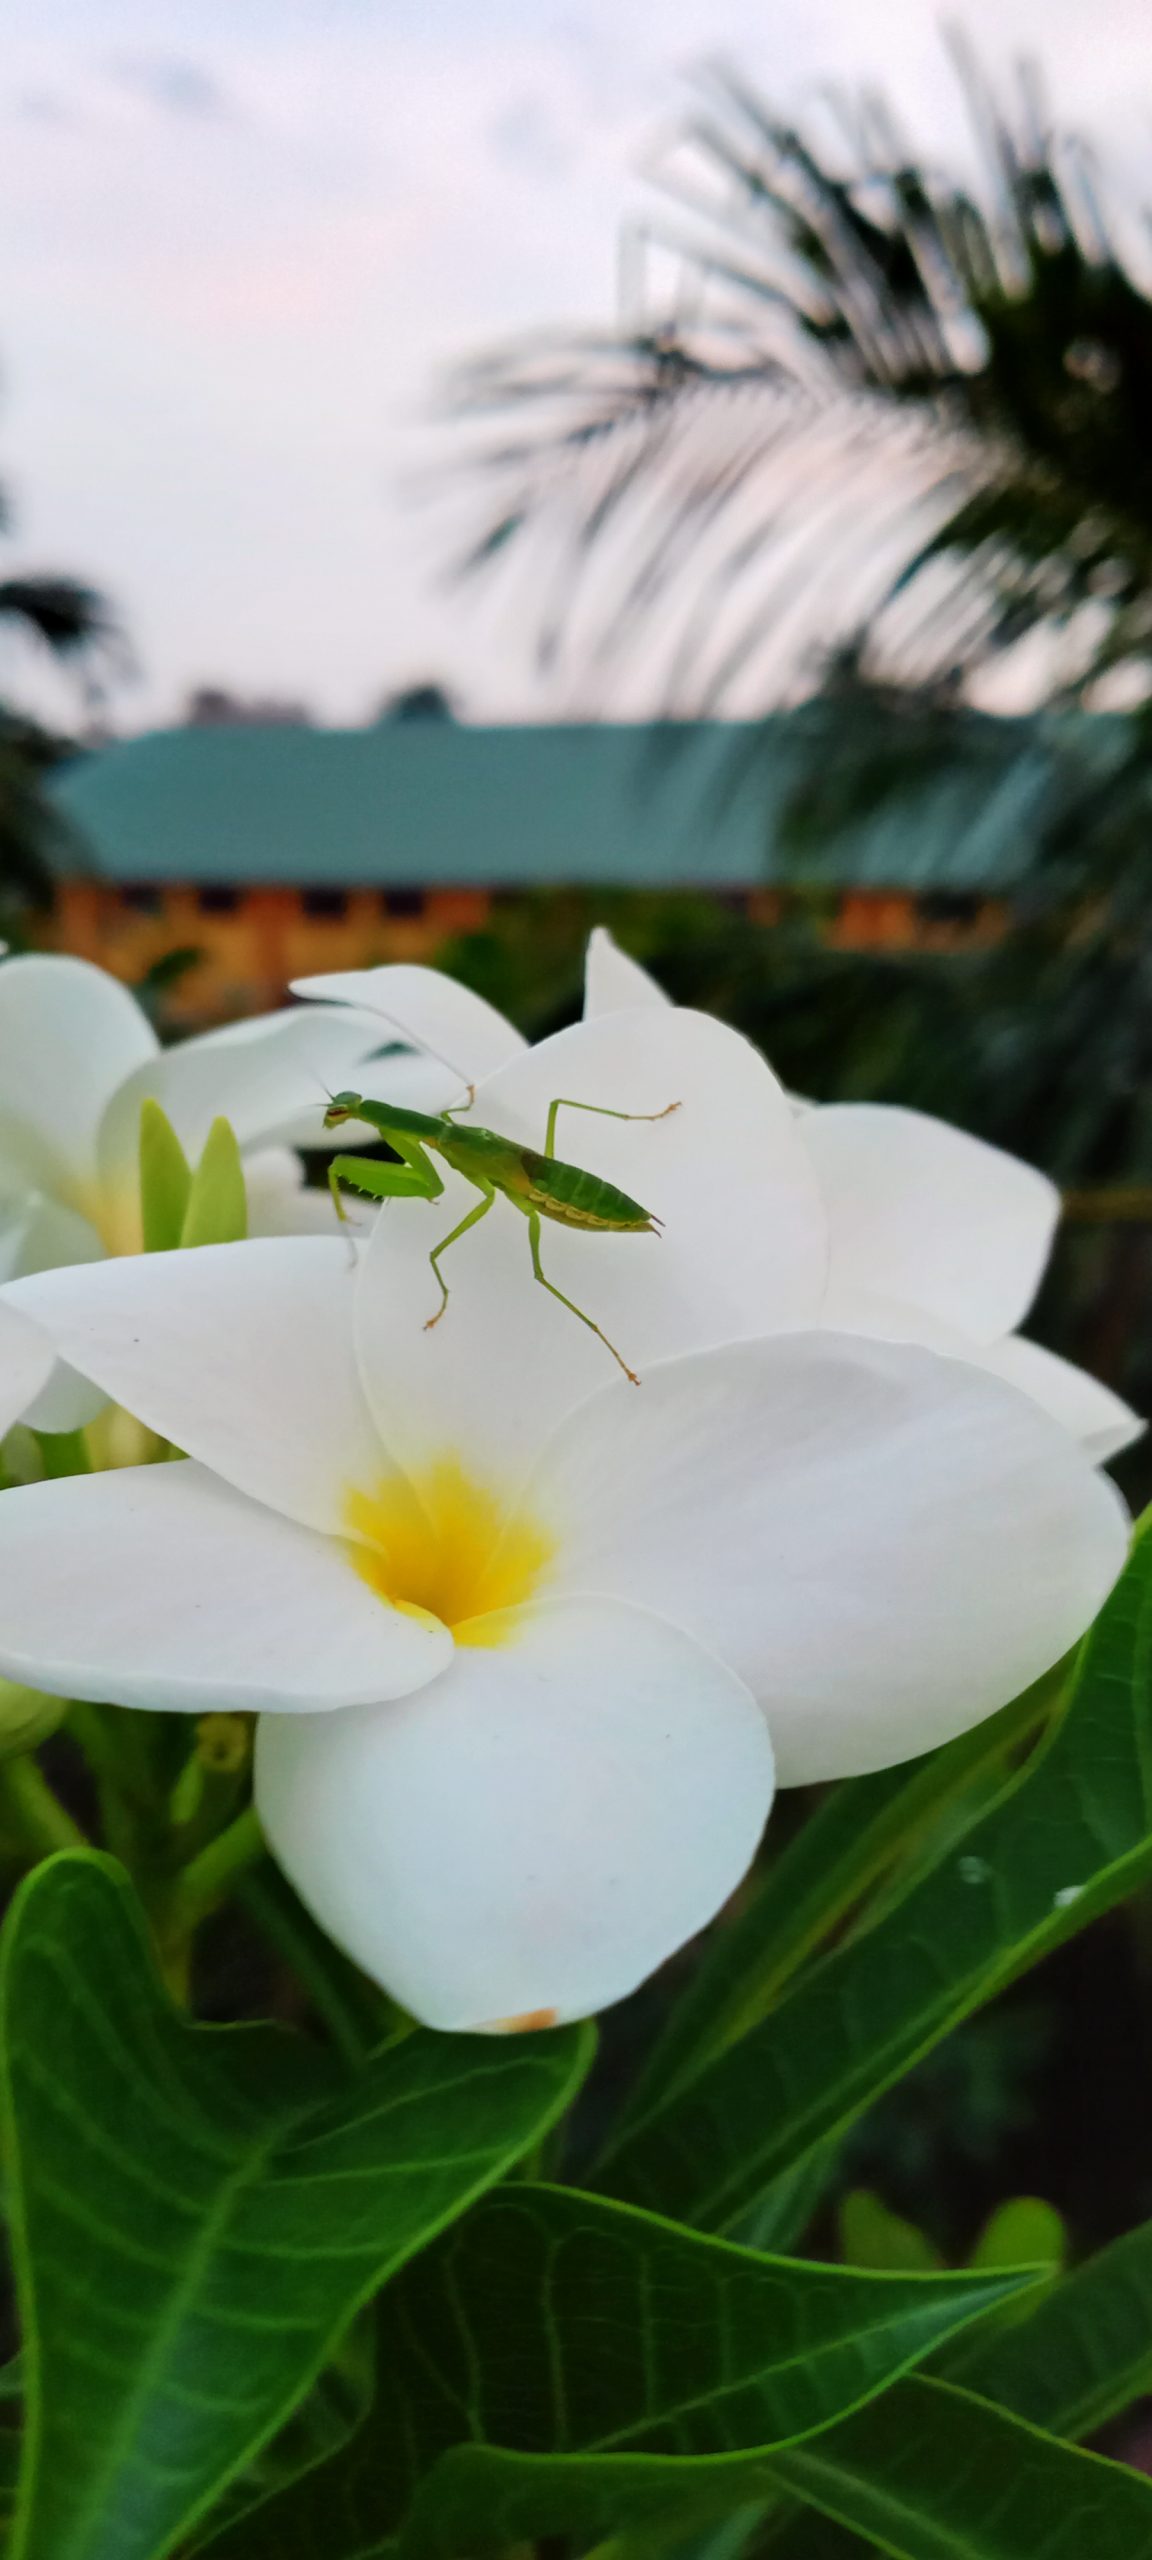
left=0, top=395, right=121, bottom=707
left=0, top=421, right=122, bottom=920
left=451, top=42, right=1152, bottom=710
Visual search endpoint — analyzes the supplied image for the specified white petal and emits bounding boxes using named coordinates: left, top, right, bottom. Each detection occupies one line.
left=97, top=1002, right=387, bottom=1183
left=0, top=955, right=156, bottom=1198
left=532, top=1333, right=1127, bottom=1785
left=333, top=1046, right=477, bottom=1118
left=0, top=1193, right=105, bottom=1282
left=0, top=1301, right=55, bottom=1437
left=18, top=1360, right=108, bottom=1435
left=355, top=1007, right=827, bottom=1487
left=291, top=965, right=527, bottom=1084
left=6, top=1240, right=389, bottom=1534
left=242, top=1148, right=342, bottom=1238
left=978, top=1334, right=1144, bottom=1464
left=0, top=1202, right=109, bottom=1431
left=811, top=1278, right=1144, bottom=1468
left=0, top=1461, right=450, bottom=1712
left=808, top=1104, right=1059, bottom=1345
left=583, top=928, right=671, bottom=1017
left=256, top=1595, right=773, bottom=2029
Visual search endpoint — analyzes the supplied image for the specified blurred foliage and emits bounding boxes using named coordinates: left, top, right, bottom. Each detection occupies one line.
left=0, top=707, right=76, bottom=938
left=0, top=386, right=124, bottom=931
left=454, top=43, right=1152, bottom=706
left=0, top=436, right=122, bottom=701
left=439, top=665, right=1152, bottom=1501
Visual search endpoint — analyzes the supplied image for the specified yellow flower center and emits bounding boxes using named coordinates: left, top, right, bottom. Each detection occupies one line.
left=344, top=1458, right=555, bottom=1647
left=65, top=1172, right=143, bottom=1259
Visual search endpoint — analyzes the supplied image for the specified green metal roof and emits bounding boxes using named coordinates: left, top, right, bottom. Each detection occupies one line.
left=45, top=712, right=1135, bottom=894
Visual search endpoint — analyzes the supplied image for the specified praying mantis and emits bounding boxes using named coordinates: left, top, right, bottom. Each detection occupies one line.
left=323, top=1085, right=679, bottom=1382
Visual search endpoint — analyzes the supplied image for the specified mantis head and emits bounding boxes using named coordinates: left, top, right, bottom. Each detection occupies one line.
left=322, top=1091, right=361, bottom=1129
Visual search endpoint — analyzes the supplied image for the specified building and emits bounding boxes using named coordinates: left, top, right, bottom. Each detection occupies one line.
left=44, top=712, right=1118, bottom=1023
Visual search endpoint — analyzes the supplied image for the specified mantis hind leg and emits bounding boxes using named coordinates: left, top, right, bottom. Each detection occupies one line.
left=544, top=1094, right=680, bottom=1158
left=527, top=1211, right=639, bottom=1386
left=426, top=1182, right=497, bottom=1330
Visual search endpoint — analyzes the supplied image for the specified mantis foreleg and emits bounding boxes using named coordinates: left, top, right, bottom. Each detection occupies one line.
left=328, top=1131, right=443, bottom=1223
left=527, top=1210, right=639, bottom=1385
left=426, top=1182, right=497, bottom=1329
left=544, top=1094, right=679, bottom=1158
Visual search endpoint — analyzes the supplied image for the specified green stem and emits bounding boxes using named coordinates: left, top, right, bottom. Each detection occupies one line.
left=33, top=1427, right=91, bottom=1479
left=175, top=1804, right=267, bottom=1923
left=240, top=1866, right=403, bottom=2068
left=0, top=1753, right=86, bottom=1860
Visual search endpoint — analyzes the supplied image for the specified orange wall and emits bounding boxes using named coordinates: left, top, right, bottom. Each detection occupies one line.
left=48, top=883, right=491, bottom=1025
left=44, top=879, right=1006, bottom=1025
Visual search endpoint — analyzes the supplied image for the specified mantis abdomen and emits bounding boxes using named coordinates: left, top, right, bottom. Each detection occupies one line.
left=514, top=1149, right=657, bottom=1233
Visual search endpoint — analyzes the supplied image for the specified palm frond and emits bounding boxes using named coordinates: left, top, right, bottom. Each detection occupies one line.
left=450, top=46, right=1152, bottom=708
left=0, top=575, right=120, bottom=662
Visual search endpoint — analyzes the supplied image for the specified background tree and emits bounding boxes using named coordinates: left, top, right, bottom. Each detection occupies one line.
left=453, top=42, right=1152, bottom=711
left=0, top=487, right=119, bottom=704
left=0, top=390, right=123, bottom=931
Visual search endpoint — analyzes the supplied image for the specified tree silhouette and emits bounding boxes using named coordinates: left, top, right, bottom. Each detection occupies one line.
left=453, top=43, right=1152, bottom=710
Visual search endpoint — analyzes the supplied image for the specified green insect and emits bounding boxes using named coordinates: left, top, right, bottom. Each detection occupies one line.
left=323, top=1086, right=680, bottom=1383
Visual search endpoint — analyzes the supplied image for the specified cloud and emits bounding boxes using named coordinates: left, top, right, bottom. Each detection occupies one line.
left=105, top=55, right=236, bottom=122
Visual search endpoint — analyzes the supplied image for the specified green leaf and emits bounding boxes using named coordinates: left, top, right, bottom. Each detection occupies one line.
left=766, top=2375, right=1152, bottom=2558
left=138, top=1098, right=192, bottom=1253
left=638, top=1674, right=1056, bottom=2114
left=188, top=2312, right=377, bottom=2548
left=968, top=2198, right=1066, bottom=2275
left=180, top=1116, right=247, bottom=1248
left=838, top=2193, right=940, bottom=2275
left=953, top=2213, right=1152, bottom=2439
left=198, top=2182, right=1038, bottom=2560
left=764, top=2215, right=1152, bottom=2560
left=731, top=2140, right=840, bottom=2257
left=0, top=1852, right=592, bottom=2560
left=601, top=1521, right=1152, bottom=2231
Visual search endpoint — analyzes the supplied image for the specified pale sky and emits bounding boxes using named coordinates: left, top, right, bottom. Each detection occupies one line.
left=3, top=0, right=1152, bottom=730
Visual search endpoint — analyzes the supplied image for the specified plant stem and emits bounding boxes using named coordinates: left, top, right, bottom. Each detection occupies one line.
left=240, top=1864, right=411, bottom=2066
left=0, top=1753, right=86, bottom=1860
left=33, top=1427, right=91, bottom=1479
left=176, top=1804, right=267, bottom=1922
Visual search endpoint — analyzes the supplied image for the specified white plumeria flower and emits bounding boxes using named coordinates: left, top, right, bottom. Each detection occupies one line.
left=0, top=955, right=386, bottom=1427
left=0, top=1007, right=1127, bottom=2030
left=296, top=933, right=1141, bottom=1465
left=0, top=1300, right=56, bottom=1441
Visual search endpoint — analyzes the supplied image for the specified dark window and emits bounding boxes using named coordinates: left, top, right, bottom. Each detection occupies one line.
left=302, top=887, right=348, bottom=920
left=383, top=888, right=425, bottom=919
left=121, top=883, right=163, bottom=915
left=198, top=885, right=241, bottom=916
left=918, top=891, right=981, bottom=925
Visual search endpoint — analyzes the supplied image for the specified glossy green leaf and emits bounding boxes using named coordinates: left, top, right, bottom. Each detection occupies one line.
left=180, top=1116, right=247, bottom=1248
left=767, top=2375, right=1152, bottom=2558
left=601, top=1522, right=1152, bottom=2231
left=953, top=2213, right=1152, bottom=2439
left=969, top=2198, right=1066, bottom=2276
left=0, top=1852, right=592, bottom=2560
left=198, top=2182, right=1037, bottom=2560
left=138, top=1099, right=192, bottom=1253
left=838, top=2192, right=940, bottom=2275
left=764, top=2218, right=1152, bottom=2560
left=639, top=1674, right=1056, bottom=2115
left=731, top=2141, right=840, bottom=2257
left=188, top=2312, right=376, bottom=2549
